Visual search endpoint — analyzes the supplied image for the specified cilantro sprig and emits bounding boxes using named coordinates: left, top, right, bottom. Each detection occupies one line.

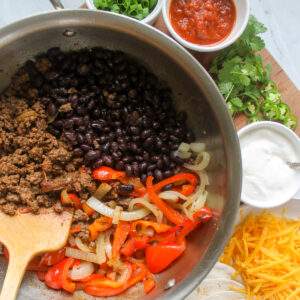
left=93, top=0, right=158, bottom=20
left=210, top=15, right=297, bottom=130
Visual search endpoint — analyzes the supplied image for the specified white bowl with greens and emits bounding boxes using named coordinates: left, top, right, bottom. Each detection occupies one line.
left=85, top=0, right=163, bottom=25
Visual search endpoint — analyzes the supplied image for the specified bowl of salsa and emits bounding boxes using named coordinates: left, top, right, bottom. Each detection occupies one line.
left=162, top=0, right=250, bottom=52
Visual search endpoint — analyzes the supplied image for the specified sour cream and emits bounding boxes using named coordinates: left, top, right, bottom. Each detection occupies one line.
left=238, top=122, right=300, bottom=208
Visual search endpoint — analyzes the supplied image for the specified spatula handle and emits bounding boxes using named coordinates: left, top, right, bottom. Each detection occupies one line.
left=0, top=251, right=32, bottom=300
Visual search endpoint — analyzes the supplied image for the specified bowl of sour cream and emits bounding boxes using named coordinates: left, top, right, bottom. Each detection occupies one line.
left=238, top=121, right=300, bottom=208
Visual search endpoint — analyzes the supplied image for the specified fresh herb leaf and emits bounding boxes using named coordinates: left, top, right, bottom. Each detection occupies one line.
left=209, top=14, right=295, bottom=130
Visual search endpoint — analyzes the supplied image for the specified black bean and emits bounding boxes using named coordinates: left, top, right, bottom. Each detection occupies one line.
left=147, top=164, right=156, bottom=171
left=85, top=150, right=101, bottom=161
left=53, top=119, right=64, bottom=129
left=102, top=142, right=111, bottom=153
left=80, top=144, right=91, bottom=152
left=73, top=147, right=83, bottom=157
left=115, top=161, right=125, bottom=171
left=151, top=155, right=159, bottom=163
left=162, top=155, right=170, bottom=167
left=119, top=184, right=134, bottom=194
left=163, top=170, right=174, bottom=178
left=72, top=116, right=81, bottom=126
left=77, top=64, right=90, bottom=75
left=153, top=122, right=160, bottom=130
left=41, top=96, right=51, bottom=104
left=123, top=156, right=133, bottom=164
left=125, top=165, right=133, bottom=177
left=162, top=183, right=174, bottom=191
left=91, top=122, right=103, bottom=131
left=135, top=155, right=144, bottom=162
left=141, top=174, right=147, bottom=185
left=64, top=131, right=77, bottom=143
left=143, top=136, right=154, bottom=148
left=156, top=159, right=164, bottom=169
left=103, top=155, right=114, bottom=167
left=98, top=135, right=108, bottom=144
left=131, top=136, right=140, bottom=143
left=110, top=142, right=118, bottom=152
left=143, top=151, right=150, bottom=161
left=85, top=132, right=93, bottom=145
left=130, top=143, right=138, bottom=153
left=47, top=102, right=57, bottom=117
left=56, top=97, right=66, bottom=105
left=64, top=119, right=74, bottom=129
left=77, top=106, right=87, bottom=116
left=139, top=162, right=148, bottom=172
left=154, top=169, right=163, bottom=181
left=93, top=158, right=104, bottom=169
left=141, top=129, right=151, bottom=139
left=119, top=143, right=127, bottom=152
left=130, top=126, right=140, bottom=135
left=48, top=127, right=60, bottom=137
left=127, top=111, right=140, bottom=125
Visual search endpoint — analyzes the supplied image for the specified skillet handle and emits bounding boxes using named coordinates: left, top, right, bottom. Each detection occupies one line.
left=49, top=0, right=64, bottom=10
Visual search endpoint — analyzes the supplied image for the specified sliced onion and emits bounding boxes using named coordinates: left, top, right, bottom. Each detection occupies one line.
left=190, top=142, right=206, bottom=153
left=93, top=183, right=112, bottom=200
left=112, top=205, right=123, bottom=224
left=70, top=262, right=94, bottom=280
left=75, top=237, right=93, bottom=253
left=174, top=150, right=191, bottom=159
left=66, top=247, right=98, bottom=264
left=184, top=151, right=210, bottom=171
left=159, top=191, right=189, bottom=202
left=156, top=210, right=164, bottom=223
left=104, top=229, right=113, bottom=260
left=68, top=235, right=76, bottom=247
left=128, top=197, right=159, bottom=217
left=126, top=256, right=145, bottom=264
left=96, top=232, right=106, bottom=264
left=178, top=142, right=190, bottom=152
left=87, top=197, right=151, bottom=221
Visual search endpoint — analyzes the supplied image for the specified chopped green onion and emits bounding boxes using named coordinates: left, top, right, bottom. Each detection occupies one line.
left=93, top=0, right=158, bottom=20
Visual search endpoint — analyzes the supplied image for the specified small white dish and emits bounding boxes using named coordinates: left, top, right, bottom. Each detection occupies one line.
left=238, top=121, right=300, bottom=208
left=162, top=0, right=250, bottom=52
left=85, top=0, right=163, bottom=25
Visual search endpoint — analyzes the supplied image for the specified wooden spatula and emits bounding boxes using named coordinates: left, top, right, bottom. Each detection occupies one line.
left=0, top=208, right=73, bottom=300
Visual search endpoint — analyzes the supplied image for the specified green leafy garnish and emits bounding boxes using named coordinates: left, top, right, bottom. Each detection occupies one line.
left=210, top=15, right=296, bottom=130
left=93, top=0, right=158, bottom=20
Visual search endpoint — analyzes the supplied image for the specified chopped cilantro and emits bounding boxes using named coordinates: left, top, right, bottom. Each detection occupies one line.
left=209, top=15, right=296, bottom=129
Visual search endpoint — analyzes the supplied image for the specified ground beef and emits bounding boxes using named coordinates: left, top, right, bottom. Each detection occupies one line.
left=0, top=67, right=96, bottom=216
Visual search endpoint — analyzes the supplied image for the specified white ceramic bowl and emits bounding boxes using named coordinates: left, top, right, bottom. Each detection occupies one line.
left=162, top=0, right=250, bottom=52
left=85, top=0, right=163, bottom=25
left=238, top=121, right=300, bottom=208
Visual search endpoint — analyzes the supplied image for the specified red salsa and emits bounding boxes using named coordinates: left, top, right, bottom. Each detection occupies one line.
left=170, top=0, right=236, bottom=45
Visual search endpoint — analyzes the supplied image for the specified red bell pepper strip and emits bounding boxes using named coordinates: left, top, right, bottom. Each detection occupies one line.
left=146, top=238, right=186, bottom=274
left=75, top=273, right=105, bottom=283
left=130, top=220, right=171, bottom=237
left=84, top=263, right=147, bottom=297
left=143, top=269, right=156, bottom=294
left=172, top=184, right=195, bottom=196
left=70, top=225, right=82, bottom=234
left=152, top=173, right=198, bottom=192
left=40, top=247, right=66, bottom=266
left=146, top=176, right=188, bottom=225
left=93, top=166, right=125, bottom=181
left=45, top=258, right=76, bottom=292
left=85, top=278, right=123, bottom=288
left=82, top=202, right=95, bottom=216
left=87, top=217, right=113, bottom=241
left=112, top=221, right=131, bottom=258
left=121, top=236, right=150, bottom=256
left=68, top=193, right=82, bottom=210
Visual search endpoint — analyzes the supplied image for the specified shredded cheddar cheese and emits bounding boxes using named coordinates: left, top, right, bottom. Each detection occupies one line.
left=220, top=211, right=300, bottom=300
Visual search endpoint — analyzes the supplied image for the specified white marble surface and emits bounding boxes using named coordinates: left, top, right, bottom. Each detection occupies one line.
left=0, top=0, right=299, bottom=90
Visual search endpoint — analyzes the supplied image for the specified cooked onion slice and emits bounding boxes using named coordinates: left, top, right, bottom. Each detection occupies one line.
left=66, top=247, right=98, bottom=264
left=96, top=232, right=106, bottom=264
left=93, top=183, right=112, bottom=200
left=174, top=150, right=191, bottom=159
left=178, top=142, right=190, bottom=152
left=87, top=197, right=150, bottom=221
left=112, top=205, right=123, bottom=224
left=159, top=191, right=189, bottom=202
left=70, top=261, right=94, bottom=280
left=184, top=151, right=210, bottom=171
left=75, top=237, right=93, bottom=253
left=190, top=142, right=205, bottom=153
left=128, top=197, right=159, bottom=217
left=104, top=229, right=113, bottom=260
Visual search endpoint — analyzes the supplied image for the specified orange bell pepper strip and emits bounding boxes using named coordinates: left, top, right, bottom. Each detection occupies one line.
left=121, top=236, right=150, bottom=256
left=130, top=220, right=171, bottom=237
left=93, top=166, right=125, bottom=181
left=143, top=269, right=156, bottom=294
left=112, top=221, right=131, bottom=258
left=152, top=173, right=198, bottom=192
left=146, top=176, right=188, bottom=225
left=60, top=190, right=82, bottom=209
left=68, top=193, right=82, bottom=209
left=84, top=262, right=147, bottom=297
left=82, top=202, right=95, bottom=216
left=172, top=184, right=195, bottom=196
left=88, top=217, right=113, bottom=241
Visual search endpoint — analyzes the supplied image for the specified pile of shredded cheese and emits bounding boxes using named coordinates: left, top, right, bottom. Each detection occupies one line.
left=220, top=211, right=300, bottom=300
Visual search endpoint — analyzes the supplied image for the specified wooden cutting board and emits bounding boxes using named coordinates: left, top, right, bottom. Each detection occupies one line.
left=154, top=14, right=300, bottom=137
